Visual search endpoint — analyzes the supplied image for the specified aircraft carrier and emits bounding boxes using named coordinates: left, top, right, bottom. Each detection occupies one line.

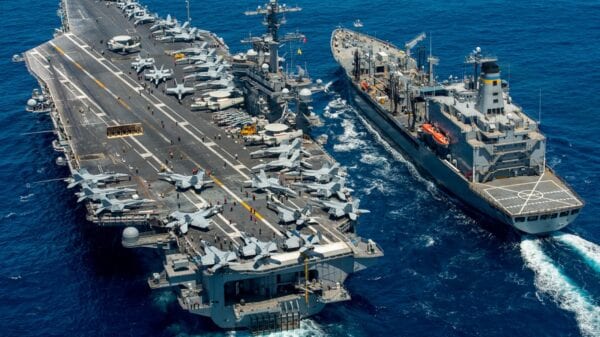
left=331, top=28, right=584, bottom=234
left=21, top=0, right=382, bottom=333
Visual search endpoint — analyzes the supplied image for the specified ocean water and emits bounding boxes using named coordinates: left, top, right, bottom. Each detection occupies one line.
left=1, top=0, right=600, bottom=336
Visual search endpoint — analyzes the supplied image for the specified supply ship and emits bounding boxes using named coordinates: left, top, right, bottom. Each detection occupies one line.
left=20, top=0, right=382, bottom=333
left=331, top=28, right=584, bottom=234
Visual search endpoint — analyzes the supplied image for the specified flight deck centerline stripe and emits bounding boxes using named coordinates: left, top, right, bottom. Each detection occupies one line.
left=60, top=34, right=280, bottom=235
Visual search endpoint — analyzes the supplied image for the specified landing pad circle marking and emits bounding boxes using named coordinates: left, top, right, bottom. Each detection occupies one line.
left=517, top=190, right=544, bottom=201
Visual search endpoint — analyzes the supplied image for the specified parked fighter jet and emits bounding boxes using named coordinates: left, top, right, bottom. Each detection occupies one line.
left=246, top=170, right=297, bottom=197
left=149, top=14, right=177, bottom=31
left=165, top=204, right=223, bottom=233
left=179, top=50, right=219, bottom=67
left=313, top=198, right=369, bottom=220
left=172, top=43, right=209, bottom=56
left=144, top=65, right=173, bottom=86
left=155, top=22, right=191, bottom=40
left=159, top=27, right=197, bottom=42
left=282, top=230, right=322, bottom=255
left=267, top=202, right=315, bottom=226
left=158, top=170, right=213, bottom=192
left=107, top=35, right=140, bottom=54
left=130, top=55, right=155, bottom=73
left=133, top=10, right=157, bottom=26
left=94, top=196, right=154, bottom=215
left=165, top=79, right=195, bottom=102
left=184, top=65, right=227, bottom=82
left=127, top=6, right=145, bottom=20
left=199, top=241, right=237, bottom=272
left=75, top=183, right=136, bottom=203
left=65, top=168, right=128, bottom=189
left=250, top=138, right=308, bottom=158
left=294, top=177, right=353, bottom=201
left=251, top=150, right=312, bottom=172
left=288, top=162, right=343, bottom=183
left=239, top=232, right=278, bottom=259
left=193, top=76, right=234, bottom=91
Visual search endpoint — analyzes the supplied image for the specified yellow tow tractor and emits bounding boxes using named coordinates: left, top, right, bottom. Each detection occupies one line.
left=240, top=124, right=257, bottom=136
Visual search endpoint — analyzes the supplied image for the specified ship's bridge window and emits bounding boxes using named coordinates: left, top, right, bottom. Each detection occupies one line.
left=493, top=80, right=498, bottom=86
left=540, top=214, right=549, bottom=220
left=493, top=92, right=499, bottom=96
left=571, top=209, right=580, bottom=215
left=493, top=99, right=499, bottom=103
left=515, top=217, right=525, bottom=223
left=527, top=216, right=539, bottom=221
left=559, top=211, right=569, bottom=217
left=550, top=213, right=558, bottom=218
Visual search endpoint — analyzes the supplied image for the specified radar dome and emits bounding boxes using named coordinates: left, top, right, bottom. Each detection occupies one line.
left=261, top=63, right=269, bottom=71
left=281, top=88, right=290, bottom=95
left=299, top=88, right=312, bottom=97
left=299, top=88, right=312, bottom=103
left=122, top=227, right=139, bottom=246
left=27, top=99, right=37, bottom=107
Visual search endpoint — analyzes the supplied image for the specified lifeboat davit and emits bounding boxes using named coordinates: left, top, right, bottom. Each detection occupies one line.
left=422, top=123, right=449, bottom=147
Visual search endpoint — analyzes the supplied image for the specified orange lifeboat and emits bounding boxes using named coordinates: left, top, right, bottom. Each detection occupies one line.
left=360, top=80, right=370, bottom=91
left=422, top=123, right=435, bottom=135
left=422, top=123, right=449, bottom=146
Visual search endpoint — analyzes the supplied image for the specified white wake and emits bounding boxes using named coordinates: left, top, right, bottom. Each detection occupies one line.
left=347, top=107, right=438, bottom=193
left=553, top=233, right=600, bottom=274
left=520, top=237, right=600, bottom=337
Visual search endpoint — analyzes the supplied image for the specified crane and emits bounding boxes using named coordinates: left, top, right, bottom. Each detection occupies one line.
left=404, top=32, right=426, bottom=57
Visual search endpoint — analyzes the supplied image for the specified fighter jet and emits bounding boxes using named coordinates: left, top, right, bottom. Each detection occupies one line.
left=130, top=55, right=155, bottom=73
left=199, top=241, right=237, bottom=273
left=133, top=10, right=157, bottom=26
left=158, top=170, right=213, bottom=192
left=288, top=162, right=343, bottom=183
left=75, top=183, right=136, bottom=203
left=165, top=79, right=195, bottom=102
left=250, top=138, right=308, bottom=159
left=156, top=23, right=192, bottom=41
left=165, top=204, right=223, bottom=233
left=239, top=232, right=278, bottom=259
left=127, top=6, right=145, bottom=20
left=246, top=170, right=297, bottom=197
left=164, top=28, right=197, bottom=43
left=106, top=35, right=140, bottom=54
left=119, top=1, right=140, bottom=13
left=149, top=14, right=177, bottom=31
left=177, top=48, right=217, bottom=66
left=144, top=65, right=173, bottom=86
left=184, top=65, right=227, bottom=82
left=251, top=150, right=312, bottom=172
left=294, top=177, right=353, bottom=201
left=313, top=198, right=370, bottom=220
left=267, top=202, right=316, bottom=226
left=282, top=230, right=323, bottom=256
left=94, top=196, right=154, bottom=215
left=65, top=168, right=128, bottom=189
left=180, top=52, right=222, bottom=69
left=194, top=76, right=235, bottom=91
left=172, top=43, right=209, bottom=56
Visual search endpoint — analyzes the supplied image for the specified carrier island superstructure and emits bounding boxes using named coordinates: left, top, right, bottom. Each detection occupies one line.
left=331, top=28, right=584, bottom=234
left=21, top=0, right=382, bottom=333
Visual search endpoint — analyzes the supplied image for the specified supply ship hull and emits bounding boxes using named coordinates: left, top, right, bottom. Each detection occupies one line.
left=331, top=28, right=584, bottom=234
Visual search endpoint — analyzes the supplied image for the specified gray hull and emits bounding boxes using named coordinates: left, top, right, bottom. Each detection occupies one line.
left=346, top=81, right=575, bottom=234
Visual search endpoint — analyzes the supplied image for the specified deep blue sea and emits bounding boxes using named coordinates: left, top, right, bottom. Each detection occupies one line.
left=2, top=0, right=600, bottom=336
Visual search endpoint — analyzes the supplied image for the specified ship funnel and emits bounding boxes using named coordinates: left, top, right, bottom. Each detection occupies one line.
left=476, top=61, right=505, bottom=115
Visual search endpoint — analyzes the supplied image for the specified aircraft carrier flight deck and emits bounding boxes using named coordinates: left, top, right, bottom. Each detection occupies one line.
left=23, top=0, right=382, bottom=333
